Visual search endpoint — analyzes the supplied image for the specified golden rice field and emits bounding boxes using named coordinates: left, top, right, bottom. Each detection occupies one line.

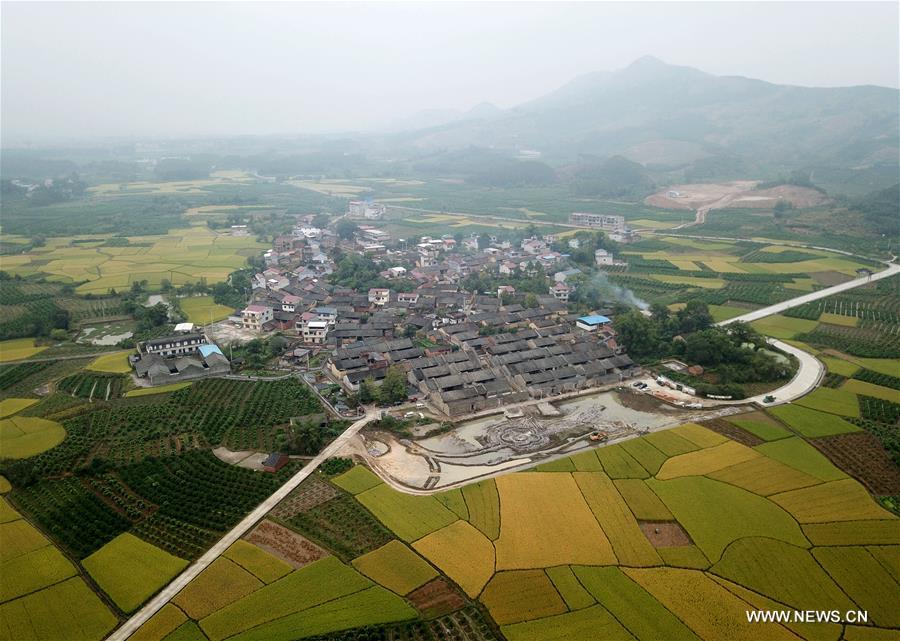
left=2, top=224, right=267, bottom=294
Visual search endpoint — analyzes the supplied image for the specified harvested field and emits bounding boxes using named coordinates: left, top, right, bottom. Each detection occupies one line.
left=480, top=570, right=567, bottom=625
left=710, top=538, right=855, bottom=613
left=172, top=557, right=263, bottom=620
left=246, top=519, right=328, bottom=568
left=223, top=539, right=292, bottom=584
left=647, top=476, right=808, bottom=561
left=655, top=441, right=760, bottom=480
left=810, top=431, right=900, bottom=494
left=638, top=521, right=691, bottom=547
left=405, top=577, right=466, bottom=618
left=614, top=479, right=673, bottom=521
left=413, top=521, right=495, bottom=598
left=754, top=437, right=848, bottom=481
left=574, top=472, right=661, bottom=566
left=770, top=478, right=897, bottom=523
left=351, top=540, right=437, bottom=596
left=699, top=418, right=764, bottom=446
left=494, top=473, right=617, bottom=569
left=270, top=475, right=340, bottom=518
left=708, top=456, right=823, bottom=496
left=574, top=566, right=699, bottom=641
left=625, top=567, right=799, bottom=641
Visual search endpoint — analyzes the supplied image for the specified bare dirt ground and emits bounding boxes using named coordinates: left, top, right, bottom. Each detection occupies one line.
left=407, top=578, right=466, bottom=617
left=246, top=519, right=328, bottom=568
left=639, top=521, right=692, bottom=547
left=645, top=182, right=829, bottom=213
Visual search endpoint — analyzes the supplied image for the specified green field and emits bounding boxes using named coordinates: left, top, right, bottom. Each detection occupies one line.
left=356, top=483, right=458, bottom=542
left=180, top=296, right=235, bottom=325
left=350, top=540, right=437, bottom=595
left=0, top=416, right=66, bottom=458
left=769, top=403, right=860, bottom=436
left=793, top=387, right=860, bottom=417
left=82, top=533, right=189, bottom=613
left=331, top=465, right=383, bottom=495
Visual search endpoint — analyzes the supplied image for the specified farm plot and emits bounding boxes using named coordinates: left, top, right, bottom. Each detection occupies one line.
left=356, top=483, right=457, bottom=543
left=545, top=566, right=595, bottom=611
left=812, top=547, right=900, bottom=628
left=57, top=372, right=124, bottom=400
left=86, top=351, right=132, bottom=374
left=770, top=478, right=897, bottom=523
left=501, top=604, right=634, bottom=641
left=655, top=441, right=760, bottom=480
left=479, top=571, right=567, bottom=625
left=179, top=296, right=235, bottom=325
left=768, top=404, right=860, bottom=437
left=646, top=476, right=808, bottom=561
left=494, top=473, right=616, bottom=569
left=222, top=539, right=292, bottom=584
left=841, top=378, right=900, bottom=402
left=749, top=315, right=818, bottom=340
left=725, top=415, right=792, bottom=441
left=413, top=520, right=496, bottom=598
left=0, top=398, right=38, bottom=418
left=172, top=557, right=263, bottom=620
left=82, top=532, right=189, bottom=612
left=460, top=479, right=501, bottom=540
left=351, top=540, right=437, bottom=595
left=613, top=479, right=674, bottom=521
left=0, top=338, right=47, bottom=362
left=331, top=465, right=382, bottom=495
left=707, top=456, right=822, bottom=496
left=0, top=544, right=77, bottom=603
left=0, top=415, right=65, bottom=458
left=793, top=387, right=860, bottom=417
left=0, top=577, right=117, bottom=641
left=753, top=437, right=848, bottom=481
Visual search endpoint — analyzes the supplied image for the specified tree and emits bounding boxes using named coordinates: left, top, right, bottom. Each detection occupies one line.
left=50, top=329, right=68, bottom=341
left=523, top=293, right=539, bottom=309
left=613, top=310, right=660, bottom=359
left=676, top=300, right=713, bottom=335
left=336, top=219, right=359, bottom=240
left=313, top=213, right=330, bottom=228
left=477, top=234, right=491, bottom=250
left=380, top=366, right=408, bottom=404
left=358, top=379, right=376, bottom=404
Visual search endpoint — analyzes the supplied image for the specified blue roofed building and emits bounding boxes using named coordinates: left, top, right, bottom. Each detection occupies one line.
left=576, top=315, right=611, bottom=332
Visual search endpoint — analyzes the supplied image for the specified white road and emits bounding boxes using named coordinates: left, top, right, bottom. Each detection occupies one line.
left=107, top=410, right=378, bottom=641
left=718, top=261, right=900, bottom=325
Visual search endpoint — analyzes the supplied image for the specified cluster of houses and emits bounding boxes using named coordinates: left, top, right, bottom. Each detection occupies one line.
left=131, top=323, right=231, bottom=385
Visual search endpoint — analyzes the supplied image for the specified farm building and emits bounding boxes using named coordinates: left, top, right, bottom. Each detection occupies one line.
left=576, top=315, right=611, bottom=332
left=140, top=332, right=208, bottom=358
left=133, top=343, right=230, bottom=386
left=262, top=452, right=289, bottom=473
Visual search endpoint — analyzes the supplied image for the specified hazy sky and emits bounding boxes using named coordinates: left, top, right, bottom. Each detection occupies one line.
left=2, top=2, right=898, bottom=142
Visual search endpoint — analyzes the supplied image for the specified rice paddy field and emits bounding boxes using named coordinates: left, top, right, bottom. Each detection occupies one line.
left=179, top=296, right=235, bottom=325
left=1, top=224, right=268, bottom=294
left=120, top=410, right=900, bottom=641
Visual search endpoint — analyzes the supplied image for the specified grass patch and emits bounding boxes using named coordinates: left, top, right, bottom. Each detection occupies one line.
left=412, top=520, right=494, bottom=598
left=0, top=398, right=38, bottom=419
left=86, top=351, right=132, bottom=374
left=124, top=382, right=193, bottom=397
left=356, top=484, right=457, bottom=543
left=82, top=533, right=189, bottom=613
left=480, top=570, right=567, bottom=625
left=770, top=478, right=897, bottom=523
left=793, top=387, right=860, bottom=417
left=0, top=415, right=66, bottom=458
left=647, top=476, right=808, bottom=561
left=172, top=557, right=262, bottom=620
left=222, top=539, right=292, bottom=584
left=754, top=437, right=847, bottom=481
left=574, top=566, right=700, bottom=641
left=351, top=540, right=437, bottom=596
left=331, top=466, right=382, bottom=495
left=0, top=338, right=48, bottom=362
left=769, top=403, right=860, bottom=437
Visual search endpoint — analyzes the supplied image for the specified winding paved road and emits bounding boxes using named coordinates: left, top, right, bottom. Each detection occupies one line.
left=106, top=410, right=378, bottom=641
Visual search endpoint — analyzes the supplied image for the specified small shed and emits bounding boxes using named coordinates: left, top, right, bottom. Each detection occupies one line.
left=262, top=452, right=289, bottom=473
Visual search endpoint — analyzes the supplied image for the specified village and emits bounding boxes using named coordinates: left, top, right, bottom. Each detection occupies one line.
left=127, top=201, right=648, bottom=421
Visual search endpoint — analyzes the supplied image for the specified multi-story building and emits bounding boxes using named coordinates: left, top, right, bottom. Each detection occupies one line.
left=569, top=213, right=626, bottom=231
left=141, top=332, right=208, bottom=358
left=242, top=304, right=273, bottom=330
left=368, top=288, right=390, bottom=306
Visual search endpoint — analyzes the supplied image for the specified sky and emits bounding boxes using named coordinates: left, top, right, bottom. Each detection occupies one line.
left=2, top=2, right=898, bottom=143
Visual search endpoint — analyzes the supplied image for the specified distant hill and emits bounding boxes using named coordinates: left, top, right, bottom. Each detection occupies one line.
left=384, top=56, right=899, bottom=191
